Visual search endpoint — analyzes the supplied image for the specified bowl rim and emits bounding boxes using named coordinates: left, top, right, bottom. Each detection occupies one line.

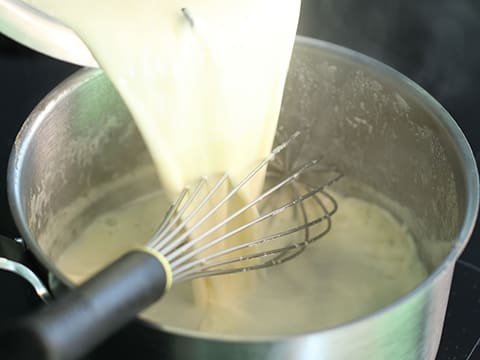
left=0, top=0, right=97, bottom=67
left=7, top=35, right=480, bottom=343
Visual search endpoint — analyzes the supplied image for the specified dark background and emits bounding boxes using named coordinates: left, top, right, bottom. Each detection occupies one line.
left=0, top=0, right=479, bottom=358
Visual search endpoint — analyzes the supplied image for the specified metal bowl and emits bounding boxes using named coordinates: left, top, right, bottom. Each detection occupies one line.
left=7, top=37, right=479, bottom=359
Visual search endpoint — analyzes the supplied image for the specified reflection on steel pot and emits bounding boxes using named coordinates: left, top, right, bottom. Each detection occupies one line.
left=7, top=37, right=479, bottom=359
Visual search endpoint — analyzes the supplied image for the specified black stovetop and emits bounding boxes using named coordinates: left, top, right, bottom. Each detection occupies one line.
left=0, top=0, right=479, bottom=358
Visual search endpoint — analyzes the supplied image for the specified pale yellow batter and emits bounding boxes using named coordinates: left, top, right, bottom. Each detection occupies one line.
left=24, top=0, right=301, bottom=311
left=56, top=189, right=428, bottom=336
left=22, top=0, right=428, bottom=336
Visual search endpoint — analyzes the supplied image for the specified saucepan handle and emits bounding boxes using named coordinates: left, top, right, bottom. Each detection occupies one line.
left=0, top=235, right=51, bottom=303
left=0, top=250, right=168, bottom=360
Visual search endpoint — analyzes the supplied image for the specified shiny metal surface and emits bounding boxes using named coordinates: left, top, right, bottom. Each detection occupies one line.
left=7, top=37, right=479, bottom=359
left=0, top=255, right=51, bottom=301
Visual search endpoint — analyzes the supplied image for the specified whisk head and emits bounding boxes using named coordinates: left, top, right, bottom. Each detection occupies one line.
left=146, top=133, right=342, bottom=283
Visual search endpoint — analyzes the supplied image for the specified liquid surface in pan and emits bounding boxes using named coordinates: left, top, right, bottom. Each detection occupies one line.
left=56, top=187, right=428, bottom=336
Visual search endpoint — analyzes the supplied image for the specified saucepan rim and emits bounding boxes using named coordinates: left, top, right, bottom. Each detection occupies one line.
left=7, top=36, right=479, bottom=343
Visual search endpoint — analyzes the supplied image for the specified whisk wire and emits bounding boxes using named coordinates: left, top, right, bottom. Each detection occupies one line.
left=267, top=181, right=311, bottom=265
left=158, top=134, right=301, bottom=258
left=166, top=159, right=318, bottom=264
left=172, top=175, right=340, bottom=280
left=150, top=136, right=300, bottom=254
left=148, top=187, right=191, bottom=250
left=147, top=132, right=341, bottom=283
left=150, top=175, right=224, bottom=251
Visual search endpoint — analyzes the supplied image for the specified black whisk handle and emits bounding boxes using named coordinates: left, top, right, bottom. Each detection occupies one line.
left=0, top=250, right=169, bottom=360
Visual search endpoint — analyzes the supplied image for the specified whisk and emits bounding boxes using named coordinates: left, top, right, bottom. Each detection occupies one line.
left=0, top=134, right=341, bottom=360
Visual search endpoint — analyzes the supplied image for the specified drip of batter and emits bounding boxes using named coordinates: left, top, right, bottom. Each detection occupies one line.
left=23, top=0, right=301, bottom=321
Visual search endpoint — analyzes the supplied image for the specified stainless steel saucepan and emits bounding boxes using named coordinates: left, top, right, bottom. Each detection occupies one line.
left=1, top=37, right=478, bottom=359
